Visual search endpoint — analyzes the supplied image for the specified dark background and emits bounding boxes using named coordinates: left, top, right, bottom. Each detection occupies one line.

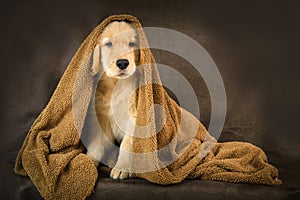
left=0, top=0, right=299, bottom=198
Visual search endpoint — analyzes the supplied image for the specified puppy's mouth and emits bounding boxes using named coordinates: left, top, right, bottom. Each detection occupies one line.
left=106, top=68, right=136, bottom=79
left=115, top=72, right=129, bottom=79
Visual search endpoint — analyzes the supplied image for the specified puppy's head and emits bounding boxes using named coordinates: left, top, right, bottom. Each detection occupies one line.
left=92, top=21, right=139, bottom=79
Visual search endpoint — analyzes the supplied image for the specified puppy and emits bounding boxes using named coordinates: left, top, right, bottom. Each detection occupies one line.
left=87, top=21, right=139, bottom=179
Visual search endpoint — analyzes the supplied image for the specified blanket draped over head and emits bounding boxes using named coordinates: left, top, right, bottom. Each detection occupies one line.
left=14, top=14, right=282, bottom=200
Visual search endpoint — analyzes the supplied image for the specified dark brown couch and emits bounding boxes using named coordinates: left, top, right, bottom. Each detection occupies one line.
left=1, top=1, right=299, bottom=199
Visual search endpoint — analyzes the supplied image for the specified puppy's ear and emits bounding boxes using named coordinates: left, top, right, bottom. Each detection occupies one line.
left=91, top=44, right=101, bottom=75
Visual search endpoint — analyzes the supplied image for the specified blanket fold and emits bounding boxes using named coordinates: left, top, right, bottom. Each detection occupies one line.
left=14, top=14, right=282, bottom=200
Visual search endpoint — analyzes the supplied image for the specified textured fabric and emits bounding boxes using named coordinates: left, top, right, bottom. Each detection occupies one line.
left=14, top=14, right=282, bottom=200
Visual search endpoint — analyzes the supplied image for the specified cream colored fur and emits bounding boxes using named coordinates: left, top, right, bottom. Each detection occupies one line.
left=87, top=21, right=139, bottom=179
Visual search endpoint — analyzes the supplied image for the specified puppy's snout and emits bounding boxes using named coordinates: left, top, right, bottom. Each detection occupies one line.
left=116, top=59, right=129, bottom=70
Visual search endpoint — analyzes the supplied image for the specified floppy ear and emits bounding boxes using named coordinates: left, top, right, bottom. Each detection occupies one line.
left=91, top=44, right=101, bottom=75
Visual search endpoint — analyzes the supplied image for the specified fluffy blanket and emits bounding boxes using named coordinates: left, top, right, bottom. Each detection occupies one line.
left=14, top=14, right=282, bottom=200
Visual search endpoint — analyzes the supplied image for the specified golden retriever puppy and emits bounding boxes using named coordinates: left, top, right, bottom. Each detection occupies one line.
left=87, top=21, right=139, bottom=180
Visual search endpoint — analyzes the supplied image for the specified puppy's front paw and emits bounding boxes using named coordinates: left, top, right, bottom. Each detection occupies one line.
left=110, top=167, right=131, bottom=180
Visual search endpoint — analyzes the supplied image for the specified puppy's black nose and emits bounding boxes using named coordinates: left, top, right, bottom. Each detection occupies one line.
left=116, top=59, right=129, bottom=70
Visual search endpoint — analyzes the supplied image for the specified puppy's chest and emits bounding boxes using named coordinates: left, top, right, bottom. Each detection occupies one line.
left=95, top=78, right=137, bottom=141
left=96, top=83, right=136, bottom=113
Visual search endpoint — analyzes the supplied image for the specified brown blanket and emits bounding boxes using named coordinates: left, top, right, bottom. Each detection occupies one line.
left=14, top=14, right=282, bottom=200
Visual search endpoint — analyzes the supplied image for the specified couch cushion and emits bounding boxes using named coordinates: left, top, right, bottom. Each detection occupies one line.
left=1, top=151, right=299, bottom=200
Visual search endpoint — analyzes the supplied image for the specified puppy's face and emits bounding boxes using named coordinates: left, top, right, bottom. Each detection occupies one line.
left=99, top=21, right=139, bottom=79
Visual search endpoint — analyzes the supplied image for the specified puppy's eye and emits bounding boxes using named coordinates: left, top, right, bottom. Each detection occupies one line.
left=105, top=42, right=112, bottom=47
left=129, top=42, right=136, bottom=47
